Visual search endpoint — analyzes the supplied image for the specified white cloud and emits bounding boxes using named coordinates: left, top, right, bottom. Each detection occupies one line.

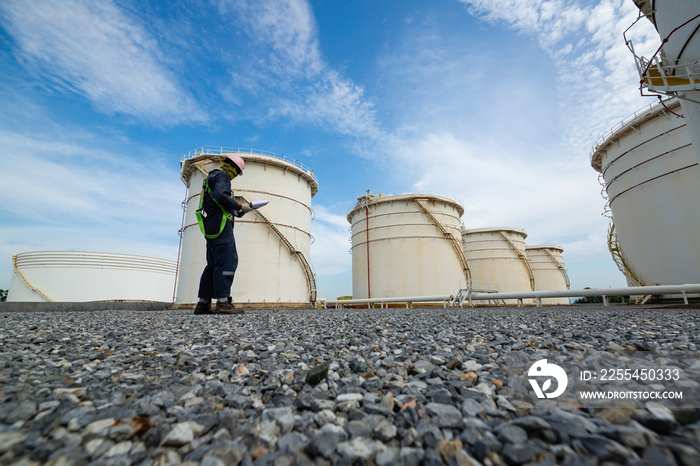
left=0, top=0, right=204, bottom=123
left=390, top=131, right=604, bottom=238
left=227, top=0, right=323, bottom=77
left=459, top=0, right=659, bottom=148
left=0, top=128, right=184, bottom=288
left=310, top=205, right=352, bottom=277
left=219, top=0, right=387, bottom=151
left=0, top=131, right=181, bottom=221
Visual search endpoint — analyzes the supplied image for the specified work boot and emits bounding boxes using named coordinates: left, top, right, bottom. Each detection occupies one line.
left=214, top=301, right=244, bottom=314
left=194, top=302, right=213, bottom=315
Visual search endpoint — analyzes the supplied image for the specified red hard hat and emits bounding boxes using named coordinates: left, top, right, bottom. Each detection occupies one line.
left=224, top=154, right=245, bottom=175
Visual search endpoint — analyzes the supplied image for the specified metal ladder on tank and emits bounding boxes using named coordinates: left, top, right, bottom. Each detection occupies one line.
left=607, top=223, right=650, bottom=304
left=449, top=281, right=504, bottom=307
left=12, top=255, right=53, bottom=302
left=625, top=11, right=700, bottom=100
left=240, top=196, right=317, bottom=304
left=497, top=231, right=536, bottom=291
left=414, top=199, right=472, bottom=283
left=544, top=249, right=570, bottom=289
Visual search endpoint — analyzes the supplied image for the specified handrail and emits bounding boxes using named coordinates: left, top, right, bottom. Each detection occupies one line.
left=626, top=11, right=700, bottom=87
left=12, top=255, right=53, bottom=302
left=544, top=248, right=570, bottom=289
left=182, top=146, right=318, bottom=183
left=589, top=98, right=677, bottom=162
left=623, top=7, right=700, bottom=102
left=607, top=223, right=645, bottom=287
left=497, top=231, right=535, bottom=291
left=240, top=195, right=317, bottom=304
left=325, top=283, right=700, bottom=308
left=414, top=199, right=471, bottom=282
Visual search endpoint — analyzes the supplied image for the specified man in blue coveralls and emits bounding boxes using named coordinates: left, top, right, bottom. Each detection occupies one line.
left=195, top=154, right=253, bottom=315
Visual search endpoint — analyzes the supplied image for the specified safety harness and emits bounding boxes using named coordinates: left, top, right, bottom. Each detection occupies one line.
left=196, top=170, right=234, bottom=239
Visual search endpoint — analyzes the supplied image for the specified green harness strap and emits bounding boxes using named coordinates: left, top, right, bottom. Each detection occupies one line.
left=196, top=170, right=233, bottom=239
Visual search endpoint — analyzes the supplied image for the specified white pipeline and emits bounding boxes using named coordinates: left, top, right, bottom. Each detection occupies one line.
left=324, top=284, right=700, bottom=308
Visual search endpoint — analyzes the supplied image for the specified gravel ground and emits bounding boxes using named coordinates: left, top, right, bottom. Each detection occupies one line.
left=0, top=305, right=698, bottom=465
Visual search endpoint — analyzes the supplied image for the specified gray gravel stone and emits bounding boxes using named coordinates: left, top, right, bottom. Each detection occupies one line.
left=425, top=402, right=462, bottom=427
left=577, top=434, right=638, bottom=463
left=496, top=424, right=528, bottom=444
left=0, top=305, right=697, bottom=465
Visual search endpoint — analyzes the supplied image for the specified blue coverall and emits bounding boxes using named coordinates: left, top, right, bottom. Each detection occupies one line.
left=197, top=170, right=240, bottom=301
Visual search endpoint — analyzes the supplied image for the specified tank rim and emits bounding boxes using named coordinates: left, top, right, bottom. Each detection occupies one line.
left=346, top=193, right=464, bottom=222
left=590, top=98, right=681, bottom=173
left=525, top=245, right=564, bottom=252
left=461, top=227, right=527, bottom=238
left=181, top=151, right=318, bottom=196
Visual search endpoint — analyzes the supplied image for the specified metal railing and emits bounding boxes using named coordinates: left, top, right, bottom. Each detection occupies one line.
left=12, top=255, right=53, bottom=302
left=497, top=231, right=534, bottom=291
left=623, top=8, right=700, bottom=101
left=182, top=146, right=318, bottom=183
left=589, top=98, right=676, bottom=162
left=544, top=248, right=570, bottom=289
left=239, top=195, right=317, bottom=305
left=637, top=54, right=700, bottom=92
left=325, top=283, right=700, bottom=309
left=414, top=198, right=471, bottom=282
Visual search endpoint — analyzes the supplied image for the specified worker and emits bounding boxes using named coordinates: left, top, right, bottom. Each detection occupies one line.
left=194, top=154, right=253, bottom=315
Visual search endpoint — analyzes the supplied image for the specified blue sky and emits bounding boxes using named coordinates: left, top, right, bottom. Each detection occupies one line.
left=0, top=0, right=659, bottom=299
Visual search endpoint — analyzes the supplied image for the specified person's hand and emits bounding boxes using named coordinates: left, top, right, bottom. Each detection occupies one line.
left=239, top=203, right=254, bottom=213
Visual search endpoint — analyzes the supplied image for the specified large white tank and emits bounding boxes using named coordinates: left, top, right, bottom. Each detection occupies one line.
left=7, top=251, right=177, bottom=302
left=347, top=193, right=468, bottom=299
left=633, top=0, right=700, bottom=164
left=176, top=148, right=318, bottom=306
left=591, top=98, right=700, bottom=285
left=462, top=227, right=534, bottom=304
left=525, top=246, right=570, bottom=305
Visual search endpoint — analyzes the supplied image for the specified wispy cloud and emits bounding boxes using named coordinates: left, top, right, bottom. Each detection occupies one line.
left=310, top=205, right=351, bottom=276
left=459, top=0, right=659, bottom=147
left=0, top=0, right=205, bottom=123
left=0, top=127, right=184, bottom=288
left=218, top=0, right=387, bottom=151
left=0, top=130, right=181, bottom=222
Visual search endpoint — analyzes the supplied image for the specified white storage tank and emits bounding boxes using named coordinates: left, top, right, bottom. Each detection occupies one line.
left=176, top=148, right=318, bottom=306
left=7, top=251, right=177, bottom=302
left=462, top=227, right=534, bottom=304
left=633, top=0, right=700, bottom=164
left=591, top=98, right=700, bottom=285
left=525, top=246, right=570, bottom=305
left=347, top=193, right=468, bottom=300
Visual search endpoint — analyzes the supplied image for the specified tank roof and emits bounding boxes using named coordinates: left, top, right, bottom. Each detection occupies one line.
left=525, top=245, right=564, bottom=252
left=180, top=147, right=318, bottom=196
left=13, top=250, right=178, bottom=273
left=462, top=227, right=527, bottom=238
left=590, top=98, right=681, bottom=172
left=347, top=193, right=464, bottom=222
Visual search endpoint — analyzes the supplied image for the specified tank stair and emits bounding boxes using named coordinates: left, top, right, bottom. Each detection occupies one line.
left=635, top=295, right=653, bottom=305
left=12, top=255, right=53, bottom=301
left=414, top=199, right=472, bottom=282
left=544, top=249, right=570, bottom=289
left=240, top=196, right=317, bottom=304
left=449, top=282, right=505, bottom=307
left=497, top=231, right=536, bottom=291
left=607, top=223, right=652, bottom=305
left=640, top=58, right=700, bottom=93
left=626, top=11, right=700, bottom=99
